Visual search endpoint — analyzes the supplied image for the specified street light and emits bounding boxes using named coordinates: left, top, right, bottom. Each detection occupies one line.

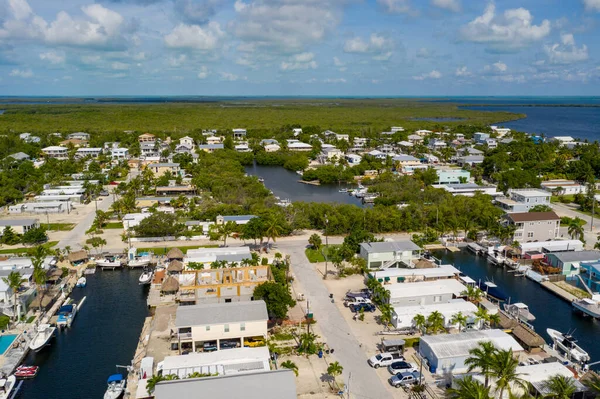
left=324, top=215, right=329, bottom=279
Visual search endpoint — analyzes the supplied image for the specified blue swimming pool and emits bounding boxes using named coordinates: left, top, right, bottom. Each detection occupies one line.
left=0, top=334, right=18, bottom=354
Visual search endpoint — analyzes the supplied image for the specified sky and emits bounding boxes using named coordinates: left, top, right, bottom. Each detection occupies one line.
left=0, top=0, right=599, bottom=96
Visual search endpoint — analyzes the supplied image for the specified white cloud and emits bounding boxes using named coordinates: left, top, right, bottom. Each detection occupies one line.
left=413, top=70, right=442, bottom=80
left=132, top=52, right=146, bottom=61
left=39, top=51, right=65, bottom=64
left=583, top=0, right=600, bottom=11
left=220, top=72, right=242, bottom=81
left=8, top=0, right=33, bottom=20
left=493, top=74, right=525, bottom=83
left=111, top=61, right=129, bottom=70
left=460, top=2, right=551, bottom=52
left=493, top=61, right=507, bottom=72
left=344, top=33, right=393, bottom=60
left=333, top=57, right=344, bottom=67
left=197, top=66, right=208, bottom=79
left=168, top=54, right=187, bottom=67
left=280, top=52, right=317, bottom=71
left=323, top=78, right=346, bottom=83
left=164, top=22, right=224, bottom=50
left=377, top=0, right=411, bottom=14
left=9, top=68, right=33, bottom=78
left=455, top=66, right=472, bottom=77
left=432, top=0, right=460, bottom=12
left=544, top=33, right=589, bottom=65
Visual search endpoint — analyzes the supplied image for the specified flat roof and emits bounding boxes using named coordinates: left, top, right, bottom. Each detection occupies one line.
left=154, top=370, right=296, bottom=399
left=360, top=240, right=421, bottom=254
left=393, top=299, right=478, bottom=318
left=175, top=300, right=268, bottom=327
left=507, top=211, right=560, bottom=222
left=421, top=329, right=523, bottom=360
left=149, top=163, right=179, bottom=167
left=548, top=250, right=600, bottom=263
left=510, top=189, right=550, bottom=197
left=372, top=264, right=460, bottom=279
left=387, top=279, right=466, bottom=299
left=0, top=219, right=38, bottom=226
left=222, top=215, right=256, bottom=222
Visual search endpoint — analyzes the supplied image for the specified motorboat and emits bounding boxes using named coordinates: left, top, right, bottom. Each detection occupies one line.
left=128, top=257, right=151, bottom=268
left=547, top=328, right=590, bottom=364
left=76, top=277, right=87, bottom=288
left=15, top=365, right=39, bottom=379
left=504, top=302, right=536, bottom=323
left=138, top=269, right=153, bottom=285
left=0, top=375, right=16, bottom=398
left=573, top=295, right=600, bottom=319
left=56, top=304, right=78, bottom=328
left=486, top=246, right=509, bottom=266
left=29, top=324, right=56, bottom=352
left=477, top=280, right=508, bottom=302
left=96, top=257, right=122, bottom=269
left=339, top=188, right=348, bottom=193
left=104, top=374, right=126, bottom=399
left=275, top=198, right=291, bottom=207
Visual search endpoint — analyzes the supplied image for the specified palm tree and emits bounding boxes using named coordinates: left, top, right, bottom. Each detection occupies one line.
left=450, top=312, right=468, bottom=332
left=475, top=307, right=490, bottom=329
left=264, top=214, right=284, bottom=245
left=379, top=303, right=393, bottom=327
left=543, top=375, right=577, bottom=399
left=568, top=218, right=585, bottom=241
left=583, top=373, right=600, bottom=397
left=427, top=311, right=446, bottom=334
left=413, top=314, right=427, bottom=335
left=280, top=360, right=299, bottom=376
left=33, top=266, right=48, bottom=312
left=146, top=374, right=179, bottom=395
left=308, top=234, right=322, bottom=250
left=327, top=361, right=343, bottom=383
left=465, top=341, right=497, bottom=388
left=488, top=313, right=501, bottom=329
left=448, top=375, right=492, bottom=399
left=490, top=349, right=527, bottom=399
left=210, top=221, right=237, bottom=247
left=461, top=286, right=484, bottom=302
left=2, top=271, right=27, bottom=321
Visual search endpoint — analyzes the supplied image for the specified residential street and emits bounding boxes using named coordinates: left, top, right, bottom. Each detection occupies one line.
left=551, top=202, right=599, bottom=249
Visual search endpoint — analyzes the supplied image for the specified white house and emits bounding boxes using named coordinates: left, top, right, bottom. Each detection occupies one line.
left=386, top=279, right=467, bottom=307
left=391, top=299, right=478, bottom=330
left=391, top=127, right=404, bottom=133
left=0, top=219, right=40, bottom=235
left=111, top=147, right=129, bottom=160
left=550, top=136, right=575, bottom=146
left=287, top=140, right=312, bottom=152
left=321, top=147, right=343, bottom=162
left=179, top=136, right=195, bottom=148
left=345, top=154, right=362, bottom=165
left=20, top=133, right=41, bottom=143
left=359, top=240, right=421, bottom=269
left=428, top=139, right=447, bottom=150
left=67, top=132, right=90, bottom=141
left=292, top=128, right=302, bottom=136
left=415, top=129, right=433, bottom=136
left=485, top=138, right=497, bottom=149
left=123, top=213, right=151, bottom=231
left=42, top=146, right=68, bottom=160
left=232, top=129, right=247, bottom=140
left=75, top=148, right=102, bottom=158
left=541, top=180, right=588, bottom=195
left=491, top=126, right=510, bottom=137
left=353, top=137, right=368, bottom=148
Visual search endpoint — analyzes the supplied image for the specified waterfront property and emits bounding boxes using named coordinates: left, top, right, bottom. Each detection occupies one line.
left=174, top=300, right=268, bottom=353
left=504, top=211, right=560, bottom=243
left=122, top=213, right=151, bottom=231
left=435, top=168, right=470, bottom=185
left=0, top=218, right=39, bottom=235
left=183, top=247, right=252, bottom=266
left=386, top=279, right=467, bottom=306
left=419, top=329, right=523, bottom=375
left=153, top=370, right=297, bottom=399
left=541, top=179, right=588, bottom=195
left=391, top=299, right=478, bottom=330
left=359, top=240, right=421, bottom=269
left=496, top=189, right=551, bottom=213
left=434, top=183, right=501, bottom=197
left=545, top=251, right=600, bottom=277
left=518, top=240, right=584, bottom=256
left=286, top=139, right=312, bottom=151
left=369, top=263, right=461, bottom=284
left=579, top=260, right=600, bottom=292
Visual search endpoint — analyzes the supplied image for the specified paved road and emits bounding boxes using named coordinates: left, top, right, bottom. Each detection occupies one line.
left=279, top=241, right=394, bottom=399
left=551, top=202, right=598, bottom=249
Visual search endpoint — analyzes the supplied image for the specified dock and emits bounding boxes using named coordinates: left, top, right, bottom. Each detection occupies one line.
left=0, top=330, right=33, bottom=376
left=540, top=281, right=578, bottom=302
left=297, top=180, right=320, bottom=186
left=446, top=246, right=460, bottom=252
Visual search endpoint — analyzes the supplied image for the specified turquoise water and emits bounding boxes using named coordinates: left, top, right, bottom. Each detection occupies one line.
left=0, top=334, right=18, bottom=354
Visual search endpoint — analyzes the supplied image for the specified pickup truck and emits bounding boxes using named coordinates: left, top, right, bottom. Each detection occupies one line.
left=349, top=303, right=376, bottom=313
left=344, top=297, right=372, bottom=307
left=345, top=289, right=373, bottom=300
left=387, top=361, right=418, bottom=375
left=388, top=372, right=423, bottom=388
left=367, top=352, right=405, bottom=368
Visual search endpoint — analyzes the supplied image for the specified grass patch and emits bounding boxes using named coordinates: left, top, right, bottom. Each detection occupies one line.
left=0, top=241, right=59, bottom=254
left=271, top=332, right=294, bottom=341
left=551, top=195, right=575, bottom=204
left=104, top=222, right=124, bottom=229
left=45, top=223, right=75, bottom=231
left=26, top=316, right=36, bottom=324
left=553, top=281, right=592, bottom=299
left=304, top=245, right=341, bottom=263
left=136, top=245, right=219, bottom=255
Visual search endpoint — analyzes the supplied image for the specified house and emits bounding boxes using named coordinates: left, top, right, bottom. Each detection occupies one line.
left=156, top=185, right=196, bottom=196
left=67, top=132, right=90, bottom=141
left=519, top=240, right=584, bottom=255
left=7, top=152, right=30, bottom=162
left=9, top=201, right=71, bottom=214
left=179, top=136, right=195, bottom=148
left=232, top=129, right=247, bottom=140
left=423, top=154, right=440, bottom=164
left=20, top=133, right=41, bottom=143
left=198, top=144, right=224, bottom=153
left=175, top=144, right=194, bottom=155
left=550, top=136, right=575, bottom=146
left=264, top=144, right=280, bottom=152
left=473, top=132, right=490, bottom=143
left=458, top=147, right=484, bottom=156
left=345, top=154, right=362, bottom=165
left=0, top=219, right=39, bottom=235
left=140, top=142, right=157, bottom=156
left=397, top=141, right=413, bottom=149
left=286, top=140, right=312, bottom=152
left=292, top=128, right=302, bottom=136
left=136, top=197, right=174, bottom=208
left=147, top=163, right=181, bottom=178
left=111, top=147, right=129, bottom=160
left=367, top=150, right=387, bottom=160
left=435, top=183, right=501, bottom=197
left=391, top=299, right=478, bottom=330
left=392, top=154, right=421, bottom=166
left=353, top=137, right=368, bottom=148
left=234, top=143, right=251, bottom=153
left=428, top=139, right=447, bottom=150
left=206, top=136, right=222, bottom=145
left=407, top=134, right=424, bottom=144
left=419, top=329, right=523, bottom=375
left=541, top=180, right=588, bottom=195
left=359, top=240, right=421, bottom=269
left=436, top=169, right=470, bottom=185
left=504, top=211, right=560, bottom=243
left=122, top=213, right=152, bottom=231
left=391, top=126, right=404, bottom=133
left=321, top=147, right=343, bottom=162
left=456, top=155, right=484, bottom=167
left=579, top=260, right=600, bottom=292
left=174, top=300, right=268, bottom=352
left=545, top=251, right=600, bottom=277
left=42, top=146, right=68, bottom=160
left=369, top=263, right=461, bottom=284
left=138, top=133, right=156, bottom=143
left=34, top=192, right=83, bottom=204
left=496, top=189, right=552, bottom=213
left=202, top=129, right=218, bottom=136
left=491, top=126, right=510, bottom=137
left=485, top=138, right=497, bottom=149
left=415, top=130, right=432, bottom=136
left=184, top=247, right=253, bottom=266
left=75, top=148, right=102, bottom=158
left=216, top=215, right=256, bottom=225
left=153, top=370, right=296, bottom=399
left=386, top=279, right=467, bottom=306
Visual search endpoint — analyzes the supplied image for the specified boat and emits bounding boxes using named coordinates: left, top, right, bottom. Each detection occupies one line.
left=29, top=324, right=56, bottom=352
left=275, top=198, right=291, bottom=207
left=477, top=280, right=508, bottom=302
left=96, top=257, right=122, bottom=269
left=15, top=365, right=39, bottom=379
left=76, top=277, right=87, bottom=288
left=546, top=328, right=590, bottom=364
left=573, top=295, right=600, bottom=319
left=138, top=269, right=153, bottom=285
left=504, top=302, right=536, bottom=323
left=339, top=188, right=348, bottom=193
left=56, top=304, right=78, bottom=328
left=128, top=257, right=151, bottom=268
left=104, top=374, right=126, bottom=399
left=0, top=375, right=16, bottom=398
left=486, top=246, right=509, bottom=266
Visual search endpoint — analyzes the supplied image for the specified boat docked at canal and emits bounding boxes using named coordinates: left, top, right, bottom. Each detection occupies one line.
left=104, top=374, right=126, bottom=399
left=128, top=257, right=151, bottom=268
left=15, top=365, right=39, bottom=379
left=29, top=323, right=56, bottom=352
left=573, top=295, right=600, bottom=319
left=547, top=328, right=590, bottom=364
left=0, top=375, right=16, bottom=398
left=478, top=280, right=508, bottom=302
left=76, top=277, right=87, bottom=288
left=56, top=304, right=78, bottom=328
left=504, top=302, right=536, bottom=323
left=96, top=257, right=122, bottom=270
left=138, top=269, right=153, bottom=285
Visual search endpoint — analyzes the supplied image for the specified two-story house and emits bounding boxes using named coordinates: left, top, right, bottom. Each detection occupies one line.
left=232, top=129, right=247, bottom=140
left=504, top=211, right=560, bottom=243
left=147, top=163, right=181, bottom=178
left=67, top=132, right=90, bottom=141
left=111, top=147, right=129, bottom=160
left=359, top=240, right=422, bottom=269
left=496, top=189, right=552, bottom=213
left=175, top=300, right=268, bottom=352
left=138, top=133, right=156, bottom=143
left=42, top=146, right=68, bottom=159
left=436, top=169, right=470, bottom=185
left=179, top=136, right=195, bottom=148
left=473, top=132, right=490, bottom=143
left=75, top=147, right=102, bottom=158
left=545, top=251, right=600, bottom=277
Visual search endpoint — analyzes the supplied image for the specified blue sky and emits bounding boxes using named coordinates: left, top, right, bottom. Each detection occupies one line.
left=0, top=0, right=599, bottom=96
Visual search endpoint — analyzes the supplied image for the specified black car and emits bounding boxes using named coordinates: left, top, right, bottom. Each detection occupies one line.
left=349, top=303, right=376, bottom=313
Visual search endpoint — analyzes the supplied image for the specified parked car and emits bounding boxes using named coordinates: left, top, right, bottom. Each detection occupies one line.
left=349, top=303, right=376, bottom=313
left=368, top=352, right=405, bottom=368
left=99, top=190, right=109, bottom=196
left=387, top=361, right=417, bottom=375
left=345, top=289, right=372, bottom=300
left=344, top=296, right=372, bottom=307
left=388, top=372, right=423, bottom=388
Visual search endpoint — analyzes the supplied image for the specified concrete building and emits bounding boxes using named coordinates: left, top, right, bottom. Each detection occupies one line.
left=147, top=163, right=181, bottom=178
left=436, top=169, right=470, bottom=185
left=0, top=219, right=39, bottom=235
left=541, top=180, right=588, bottom=195
left=496, top=189, right=552, bottom=213
left=175, top=300, right=268, bottom=352
left=42, top=146, right=68, bottom=160
left=359, top=240, right=421, bottom=269
left=504, top=211, right=560, bottom=243
left=111, top=147, right=129, bottom=160
left=391, top=299, right=478, bottom=330
left=545, top=251, right=600, bottom=277
left=67, top=132, right=90, bottom=141
left=232, top=129, right=247, bottom=140
left=75, top=147, right=102, bottom=158
left=419, top=329, right=523, bottom=375
left=386, top=279, right=467, bottom=307
left=369, top=264, right=461, bottom=284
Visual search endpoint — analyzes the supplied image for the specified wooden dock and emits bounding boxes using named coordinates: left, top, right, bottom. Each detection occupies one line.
left=446, top=246, right=460, bottom=252
left=540, top=281, right=577, bottom=302
left=297, top=180, right=320, bottom=186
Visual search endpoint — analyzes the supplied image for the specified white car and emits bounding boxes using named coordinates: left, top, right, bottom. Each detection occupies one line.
left=367, top=352, right=405, bottom=368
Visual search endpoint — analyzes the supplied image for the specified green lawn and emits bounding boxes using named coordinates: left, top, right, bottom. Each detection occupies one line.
left=551, top=195, right=575, bottom=204
left=136, top=244, right=219, bottom=255
left=0, top=241, right=59, bottom=254
left=45, top=223, right=75, bottom=231
left=104, top=222, right=124, bottom=229
left=304, top=245, right=341, bottom=263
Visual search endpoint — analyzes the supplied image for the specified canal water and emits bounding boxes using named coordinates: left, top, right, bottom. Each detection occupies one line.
left=245, top=164, right=364, bottom=206
left=20, top=269, right=148, bottom=399
left=439, top=250, right=600, bottom=370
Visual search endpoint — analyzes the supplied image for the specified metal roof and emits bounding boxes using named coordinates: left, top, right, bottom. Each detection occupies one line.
left=222, top=215, right=256, bottom=222
left=0, top=219, right=38, bottom=227
left=507, top=211, right=560, bottom=222
left=360, top=240, right=421, bottom=254
left=387, top=279, right=466, bottom=299
left=175, top=300, right=268, bottom=327
left=420, top=329, right=523, bottom=360
left=547, top=250, right=600, bottom=263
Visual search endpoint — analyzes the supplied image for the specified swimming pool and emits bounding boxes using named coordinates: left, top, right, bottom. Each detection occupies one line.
left=0, top=334, right=18, bottom=354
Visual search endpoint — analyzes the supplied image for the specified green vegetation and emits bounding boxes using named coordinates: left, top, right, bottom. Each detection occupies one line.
left=45, top=223, right=75, bottom=231
left=103, top=222, right=124, bottom=229
left=0, top=241, right=58, bottom=254
left=253, top=258, right=295, bottom=320
left=135, top=245, right=219, bottom=256
left=304, top=245, right=341, bottom=263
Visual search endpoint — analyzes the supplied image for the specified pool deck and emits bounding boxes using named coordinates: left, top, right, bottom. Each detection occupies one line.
left=0, top=330, right=33, bottom=376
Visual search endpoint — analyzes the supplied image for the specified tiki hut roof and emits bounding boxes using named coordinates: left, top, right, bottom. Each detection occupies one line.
left=167, top=248, right=184, bottom=260
left=167, top=260, right=184, bottom=273
left=68, top=250, right=88, bottom=263
left=161, top=276, right=180, bottom=293
left=47, top=268, right=63, bottom=282
left=414, top=259, right=435, bottom=269
left=497, top=311, right=519, bottom=329
left=511, top=324, right=545, bottom=349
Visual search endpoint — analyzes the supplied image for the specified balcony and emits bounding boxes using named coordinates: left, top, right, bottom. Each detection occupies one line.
left=178, top=332, right=193, bottom=340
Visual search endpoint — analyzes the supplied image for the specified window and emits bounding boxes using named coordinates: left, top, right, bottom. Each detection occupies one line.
left=206, top=326, right=210, bottom=331
left=224, top=324, right=230, bottom=333
left=433, top=295, right=442, bottom=303
left=240, top=323, right=246, bottom=332
left=515, top=232, right=522, bottom=237
left=225, top=298, right=232, bottom=303
left=527, top=232, right=534, bottom=238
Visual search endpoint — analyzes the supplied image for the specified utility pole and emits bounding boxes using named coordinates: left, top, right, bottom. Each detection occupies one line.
left=324, top=215, right=329, bottom=279
left=591, top=197, right=595, bottom=232
left=306, top=299, right=310, bottom=334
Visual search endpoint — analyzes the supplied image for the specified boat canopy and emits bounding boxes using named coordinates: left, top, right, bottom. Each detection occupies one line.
left=58, top=305, right=74, bottom=313
left=107, top=374, right=124, bottom=383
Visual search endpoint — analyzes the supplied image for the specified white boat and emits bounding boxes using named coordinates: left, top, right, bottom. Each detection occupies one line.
left=104, top=374, right=126, bottom=399
left=546, top=328, right=590, bottom=364
left=573, top=295, right=600, bottom=319
left=0, top=375, right=16, bottom=399
left=76, top=277, right=87, bottom=288
left=486, top=246, right=508, bottom=266
left=275, top=198, right=292, bottom=207
left=29, top=324, right=56, bottom=352
left=339, top=188, right=348, bottom=193
left=56, top=304, right=77, bottom=328
left=504, top=302, right=536, bottom=323
left=128, top=257, right=151, bottom=268
left=138, top=270, right=153, bottom=285
left=96, top=258, right=122, bottom=269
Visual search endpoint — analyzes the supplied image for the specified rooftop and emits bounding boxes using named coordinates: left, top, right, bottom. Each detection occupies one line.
left=393, top=299, right=478, bottom=318
left=507, top=211, right=560, bottom=222
left=548, top=250, right=600, bottom=263
left=420, top=329, right=523, bottom=359
left=387, top=279, right=466, bottom=299
left=360, top=240, right=421, bottom=254
left=222, top=215, right=256, bottom=222
left=175, top=300, right=268, bottom=327
left=0, top=219, right=38, bottom=227
left=149, top=163, right=179, bottom=168
left=371, top=264, right=460, bottom=279
left=510, top=188, right=550, bottom=197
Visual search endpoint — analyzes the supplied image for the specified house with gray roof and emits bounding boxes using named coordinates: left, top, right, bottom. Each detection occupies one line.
left=360, top=240, right=422, bottom=269
left=7, top=152, right=30, bottom=161
left=216, top=215, right=256, bottom=225
left=0, top=219, right=39, bottom=235
left=544, top=250, right=600, bottom=277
